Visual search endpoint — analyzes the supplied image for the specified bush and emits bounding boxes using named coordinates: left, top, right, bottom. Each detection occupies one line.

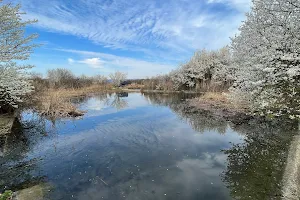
left=45, top=69, right=109, bottom=89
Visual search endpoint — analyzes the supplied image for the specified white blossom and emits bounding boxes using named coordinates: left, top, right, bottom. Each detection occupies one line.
left=0, top=2, right=38, bottom=111
left=170, top=46, right=234, bottom=90
left=230, top=0, right=300, bottom=118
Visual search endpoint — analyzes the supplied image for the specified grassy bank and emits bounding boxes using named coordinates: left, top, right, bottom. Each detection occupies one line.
left=188, top=92, right=250, bottom=119
left=29, top=84, right=146, bottom=118
left=29, top=85, right=117, bottom=118
left=29, top=85, right=247, bottom=120
left=141, top=89, right=201, bottom=94
left=32, top=90, right=84, bottom=118
left=40, top=85, right=114, bottom=98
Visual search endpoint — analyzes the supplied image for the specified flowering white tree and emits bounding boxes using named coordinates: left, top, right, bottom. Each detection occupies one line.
left=230, top=0, right=300, bottom=119
left=0, top=2, right=38, bottom=112
left=170, top=47, right=233, bottom=91
left=211, top=47, right=234, bottom=83
left=169, top=68, right=188, bottom=90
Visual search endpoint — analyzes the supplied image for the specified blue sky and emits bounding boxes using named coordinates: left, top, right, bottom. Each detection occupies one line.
left=12, top=0, right=251, bottom=78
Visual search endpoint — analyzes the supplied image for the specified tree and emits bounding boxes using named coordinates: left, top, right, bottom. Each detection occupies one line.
left=0, top=2, right=38, bottom=112
left=47, top=68, right=75, bottom=88
left=170, top=47, right=233, bottom=91
left=230, top=0, right=300, bottom=119
left=109, top=71, right=127, bottom=87
left=93, top=74, right=107, bottom=85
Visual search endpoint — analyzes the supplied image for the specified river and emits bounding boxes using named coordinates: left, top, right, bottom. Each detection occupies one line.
left=0, top=92, right=297, bottom=200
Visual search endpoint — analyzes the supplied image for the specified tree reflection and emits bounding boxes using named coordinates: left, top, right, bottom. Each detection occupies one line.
left=143, top=92, right=228, bottom=134
left=93, top=92, right=112, bottom=102
left=72, top=92, right=129, bottom=111
left=102, top=92, right=129, bottom=110
left=0, top=117, right=47, bottom=192
left=110, top=94, right=128, bottom=110
left=222, top=119, right=298, bottom=199
left=143, top=93, right=300, bottom=199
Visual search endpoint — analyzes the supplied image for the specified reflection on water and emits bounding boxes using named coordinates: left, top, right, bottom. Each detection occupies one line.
left=143, top=93, right=229, bottom=134
left=0, top=92, right=297, bottom=200
left=222, top=120, right=298, bottom=200
left=0, top=116, right=47, bottom=191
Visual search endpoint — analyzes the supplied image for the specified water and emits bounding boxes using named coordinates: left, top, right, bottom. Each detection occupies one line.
left=0, top=92, right=298, bottom=200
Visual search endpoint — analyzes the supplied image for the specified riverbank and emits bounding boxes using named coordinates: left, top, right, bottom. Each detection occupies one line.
left=141, top=89, right=201, bottom=94
left=28, top=85, right=115, bottom=118
left=27, top=87, right=202, bottom=119
left=188, top=92, right=250, bottom=120
left=37, top=85, right=114, bottom=98
left=28, top=86, right=142, bottom=118
left=31, top=89, right=85, bottom=118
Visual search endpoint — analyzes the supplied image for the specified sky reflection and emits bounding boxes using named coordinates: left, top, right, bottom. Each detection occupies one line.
left=2, top=93, right=247, bottom=200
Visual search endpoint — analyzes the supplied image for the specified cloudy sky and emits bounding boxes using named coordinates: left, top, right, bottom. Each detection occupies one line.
left=11, top=0, right=251, bottom=78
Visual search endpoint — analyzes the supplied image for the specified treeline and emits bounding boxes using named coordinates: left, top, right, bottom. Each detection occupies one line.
left=230, top=0, right=300, bottom=119
left=143, top=46, right=233, bottom=92
left=31, top=69, right=109, bottom=92
left=30, top=69, right=129, bottom=93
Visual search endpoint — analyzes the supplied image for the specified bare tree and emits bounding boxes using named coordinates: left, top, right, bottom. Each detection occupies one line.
left=47, top=68, right=75, bottom=88
left=109, top=71, right=127, bottom=87
left=93, top=74, right=107, bottom=85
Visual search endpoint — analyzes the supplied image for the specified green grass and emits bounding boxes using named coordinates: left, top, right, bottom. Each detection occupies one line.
left=0, top=190, right=13, bottom=200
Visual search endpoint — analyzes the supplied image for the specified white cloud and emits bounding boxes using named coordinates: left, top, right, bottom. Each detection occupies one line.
left=67, top=58, right=75, bottom=64
left=68, top=58, right=104, bottom=69
left=207, top=0, right=251, bottom=12
left=18, top=0, right=251, bottom=57
left=78, top=58, right=104, bottom=69
left=62, top=49, right=174, bottom=78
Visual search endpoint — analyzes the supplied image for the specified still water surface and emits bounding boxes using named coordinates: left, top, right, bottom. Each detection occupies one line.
left=0, top=92, right=296, bottom=200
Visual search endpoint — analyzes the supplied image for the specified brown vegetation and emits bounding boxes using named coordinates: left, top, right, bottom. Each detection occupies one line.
left=38, top=85, right=114, bottom=98
left=141, top=75, right=232, bottom=93
left=28, top=69, right=116, bottom=118
left=32, top=90, right=85, bottom=118
left=142, top=75, right=175, bottom=91
left=189, top=92, right=249, bottom=118
left=31, top=84, right=131, bottom=118
left=31, top=83, right=124, bottom=118
left=123, top=83, right=144, bottom=90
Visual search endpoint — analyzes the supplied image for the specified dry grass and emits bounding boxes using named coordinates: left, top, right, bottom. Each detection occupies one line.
left=31, top=84, right=117, bottom=118
left=190, top=92, right=249, bottom=114
left=34, top=90, right=84, bottom=118
left=46, top=84, right=114, bottom=98
left=200, top=92, right=228, bottom=103
left=123, top=83, right=144, bottom=90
